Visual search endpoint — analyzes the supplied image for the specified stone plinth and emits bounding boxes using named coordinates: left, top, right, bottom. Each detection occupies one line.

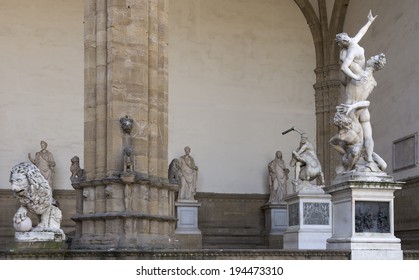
left=324, top=172, right=403, bottom=260
left=262, top=202, right=287, bottom=248
left=15, top=231, right=65, bottom=243
left=283, top=183, right=332, bottom=249
left=71, top=178, right=178, bottom=250
left=175, top=200, right=202, bottom=249
left=12, top=231, right=67, bottom=251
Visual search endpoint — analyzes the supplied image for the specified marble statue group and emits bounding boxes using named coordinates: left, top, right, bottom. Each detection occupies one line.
left=331, top=10, right=387, bottom=174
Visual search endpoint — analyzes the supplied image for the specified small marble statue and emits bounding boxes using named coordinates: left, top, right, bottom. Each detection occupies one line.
left=178, top=146, right=199, bottom=200
left=10, top=162, right=64, bottom=234
left=334, top=10, right=387, bottom=172
left=70, top=156, right=85, bottom=182
left=28, top=140, right=56, bottom=189
left=268, top=151, right=289, bottom=203
left=283, top=127, right=324, bottom=186
left=122, top=147, right=134, bottom=173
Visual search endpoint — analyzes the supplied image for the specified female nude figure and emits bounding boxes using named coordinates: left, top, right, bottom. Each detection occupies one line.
left=335, top=10, right=386, bottom=171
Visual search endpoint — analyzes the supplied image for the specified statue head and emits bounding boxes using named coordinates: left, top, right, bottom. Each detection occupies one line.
left=366, top=53, right=386, bottom=71
left=120, top=115, right=134, bottom=134
left=40, top=140, right=47, bottom=150
left=71, top=156, right=80, bottom=164
left=184, top=146, right=191, bottom=155
left=123, top=146, right=133, bottom=157
left=275, top=151, right=282, bottom=159
left=336, top=32, right=351, bottom=47
left=300, top=134, right=309, bottom=144
left=10, top=162, right=51, bottom=197
left=334, top=112, right=352, bottom=129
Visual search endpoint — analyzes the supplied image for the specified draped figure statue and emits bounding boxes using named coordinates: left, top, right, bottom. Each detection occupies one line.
left=268, top=151, right=289, bottom=203
left=178, top=146, right=198, bottom=201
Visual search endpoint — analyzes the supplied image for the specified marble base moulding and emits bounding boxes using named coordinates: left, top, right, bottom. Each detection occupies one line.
left=283, top=184, right=332, bottom=250
left=175, top=200, right=202, bottom=249
left=324, top=172, right=404, bottom=260
left=12, top=231, right=67, bottom=251
left=261, top=202, right=287, bottom=249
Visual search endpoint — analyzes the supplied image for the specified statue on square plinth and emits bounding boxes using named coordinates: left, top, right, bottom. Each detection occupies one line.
left=268, top=151, right=289, bottom=203
left=324, top=12, right=403, bottom=259
left=332, top=10, right=387, bottom=174
left=281, top=129, right=331, bottom=250
left=10, top=162, right=65, bottom=242
left=171, top=147, right=202, bottom=246
left=282, top=127, right=324, bottom=192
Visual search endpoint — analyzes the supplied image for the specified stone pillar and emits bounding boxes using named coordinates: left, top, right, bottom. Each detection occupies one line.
left=313, top=65, right=342, bottom=185
left=72, top=0, right=177, bottom=250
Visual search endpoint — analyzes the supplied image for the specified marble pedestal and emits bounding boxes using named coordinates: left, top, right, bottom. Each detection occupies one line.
left=175, top=200, right=202, bottom=249
left=262, top=202, right=287, bottom=248
left=324, top=172, right=403, bottom=260
left=283, top=183, right=332, bottom=249
left=12, top=231, right=67, bottom=250
left=15, top=231, right=66, bottom=243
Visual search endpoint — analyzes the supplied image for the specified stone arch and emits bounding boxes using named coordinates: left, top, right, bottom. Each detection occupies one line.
left=293, top=0, right=350, bottom=184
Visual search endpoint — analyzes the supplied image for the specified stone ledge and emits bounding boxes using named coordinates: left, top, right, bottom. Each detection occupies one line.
left=0, top=249, right=351, bottom=260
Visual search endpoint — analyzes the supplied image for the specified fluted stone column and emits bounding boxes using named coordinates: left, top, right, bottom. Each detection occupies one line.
left=314, top=65, right=342, bottom=185
left=72, top=0, right=177, bottom=250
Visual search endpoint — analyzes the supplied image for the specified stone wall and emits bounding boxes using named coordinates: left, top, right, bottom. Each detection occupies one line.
left=394, top=176, right=419, bottom=249
left=196, top=192, right=269, bottom=249
left=0, top=0, right=84, bottom=191
left=0, top=249, right=351, bottom=260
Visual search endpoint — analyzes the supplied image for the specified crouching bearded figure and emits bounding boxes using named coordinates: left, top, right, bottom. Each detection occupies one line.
left=10, top=162, right=64, bottom=237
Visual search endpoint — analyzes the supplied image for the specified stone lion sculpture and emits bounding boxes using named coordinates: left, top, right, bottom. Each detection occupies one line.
left=10, top=162, right=64, bottom=233
left=70, top=155, right=85, bottom=182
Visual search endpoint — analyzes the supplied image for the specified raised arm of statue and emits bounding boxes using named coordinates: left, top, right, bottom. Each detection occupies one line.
left=352, top=10, right=377, bottom=44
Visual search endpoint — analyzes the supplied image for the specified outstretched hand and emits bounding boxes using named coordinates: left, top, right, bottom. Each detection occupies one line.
left=337, top=104, right=351, bottom=115
left=368, top=10, right=377, bottom=22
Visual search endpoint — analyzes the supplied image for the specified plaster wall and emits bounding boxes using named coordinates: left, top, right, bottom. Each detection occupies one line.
left=168, top=0, right=316, bottom=194
left=0, top=0, right=84, bottom=189
left=343, top=0, right=419, bottom=181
